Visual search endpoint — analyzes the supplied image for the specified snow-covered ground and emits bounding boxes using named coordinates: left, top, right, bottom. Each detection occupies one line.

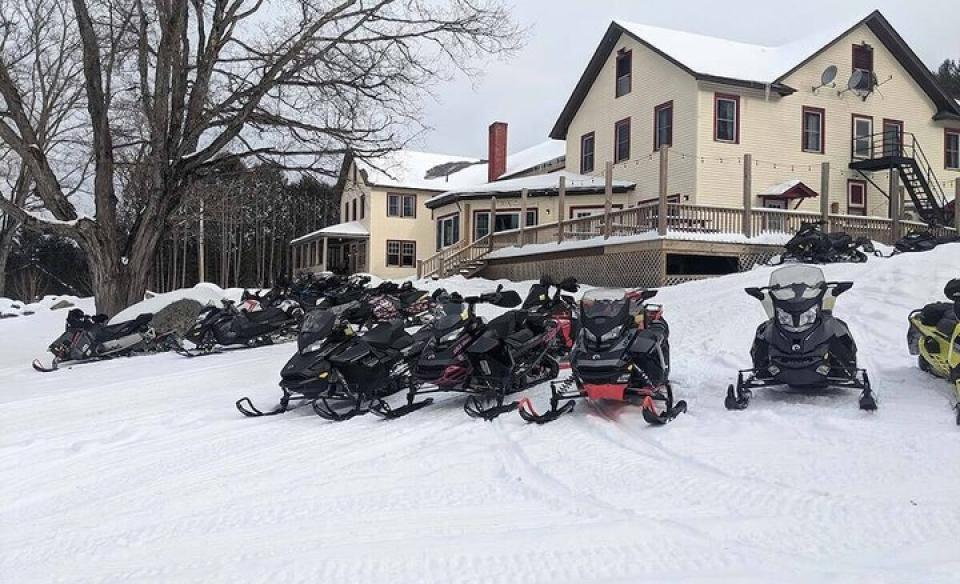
left=2, top=248, right=959, bottom=583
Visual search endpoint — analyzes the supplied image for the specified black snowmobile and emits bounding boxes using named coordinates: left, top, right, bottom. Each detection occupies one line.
left=518, top=287, right=686, bottom=425
left=32, top=308, right=171, bottom=372
left=176, top=290, right=303, bottom=356
left=364, top=281, right=438, bottom=327
left=888, top=230, right=960, bottom=256
left=725, top=265, right=877, bottom=411
left=521, top=275, right=580, bottom=359
left=372, top=286, right=560, bottom=420
left=773, top=221, right=872, bottom=264
left=236, top=309, right=427, bottom=420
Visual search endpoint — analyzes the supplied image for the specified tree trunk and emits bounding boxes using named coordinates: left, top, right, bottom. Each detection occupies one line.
left=0, top=220, right=21, bottom=298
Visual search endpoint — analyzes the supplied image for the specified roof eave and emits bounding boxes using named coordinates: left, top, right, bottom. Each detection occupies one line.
left=933, top=110, right=960, bottom=122
left=425, top=185, right=636, bottom=210
left=696, top=74, right=796, bottom=95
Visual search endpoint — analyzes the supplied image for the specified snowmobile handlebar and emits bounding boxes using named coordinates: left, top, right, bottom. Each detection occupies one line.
left=745, top=281, right=854, bottom=300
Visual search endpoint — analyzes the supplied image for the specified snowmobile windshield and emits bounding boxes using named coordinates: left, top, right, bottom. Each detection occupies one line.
left=298, top=310, right=336, bottom=351
left=434, top=302, right=467, bottom=332
left=581, top=288, right=628, bottom=319
left=768, top=265, right=826, bottom=300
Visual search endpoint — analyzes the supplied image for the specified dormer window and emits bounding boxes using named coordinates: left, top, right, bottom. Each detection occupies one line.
left=615, top=50, right=632, bottom=97
left=852, top=43, right=873, bottom=76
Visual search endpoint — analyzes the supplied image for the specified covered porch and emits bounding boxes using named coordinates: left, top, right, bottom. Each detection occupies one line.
left=289, top=221, right=369, bottom=275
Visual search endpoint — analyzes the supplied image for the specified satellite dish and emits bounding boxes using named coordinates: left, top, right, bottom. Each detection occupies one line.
left=812, top=65, right=838, bottom=93
left=848, top=69, right=865, bottom=91
left=821, top=65, right=837, bottom=86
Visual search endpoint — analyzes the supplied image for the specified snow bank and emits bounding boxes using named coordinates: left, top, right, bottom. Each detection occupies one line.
left=0, top=294, right=81, bottom=318
left=2, top=249, right=960, bottom=582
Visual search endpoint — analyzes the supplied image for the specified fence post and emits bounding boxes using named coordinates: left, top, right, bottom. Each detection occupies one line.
left=889, top=169, right=901, bottom=243
left=488, top=196, right=497, bottom=252
left=603, top=162, right=613, bottom=239
left=820, top=161, right=831, bottom=231
left=416, top=259, right=423, bottom=279
left=518, top=188, right=528, bottom=247
left=658, top=146, right=668, bottom=236
left=557, top=176, right=566, bottom=243
left=955, top=180, right=960, bottom=233
left=742, top=153, right=753, bottom=238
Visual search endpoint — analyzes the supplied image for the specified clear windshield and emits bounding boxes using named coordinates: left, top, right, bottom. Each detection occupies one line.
left=581, top=288, right=628, bottom=319
left=769, top=265, right=826, bottom=300
left=434, top=302, right=467, bottom=331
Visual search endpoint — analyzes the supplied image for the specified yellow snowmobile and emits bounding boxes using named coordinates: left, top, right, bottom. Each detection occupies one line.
left=907, top=279, right=960, bottom=425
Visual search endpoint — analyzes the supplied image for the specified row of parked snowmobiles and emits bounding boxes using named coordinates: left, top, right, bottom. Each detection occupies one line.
left=32, top=275, right=442, bottom=370
left=774, top=221, right=959, bottom=266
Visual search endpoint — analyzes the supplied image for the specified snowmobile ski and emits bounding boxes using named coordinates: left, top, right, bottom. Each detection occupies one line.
left=368, top=396, right=435, bottom=419
left=641, top=395, right=688, bottom=425
left=517, top=396, right=576, bottom=424
left=463, top=395, right=519, bottom=421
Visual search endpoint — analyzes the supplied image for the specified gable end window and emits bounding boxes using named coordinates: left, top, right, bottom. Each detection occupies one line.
left=614, top=118, right=631, bottom=163
left=714, top=94, right=739, bottom=143
left=946, top=129, right=960, bottom=170
left=654, top=101, right=673, bottom=151
left=580, top=132, right=595, bottom=174
left=351, top=199, right=357, bottom=221
left=386, top=240, right=416, bottom=268
left=387, top=193, right=417, bottom=218
left=615, top=50, right=632, bottom=97
left=852, top=43, right=874, bottom=75
left=801, top=107, right=825, bottom=154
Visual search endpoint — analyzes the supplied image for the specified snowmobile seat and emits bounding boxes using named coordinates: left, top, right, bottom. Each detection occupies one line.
left=920, top=302, right=954, bottom=327
left=361, top=320, right=407, bottom=349
left=99, top=313, right=153, bottom=338
left=245, top=306, right=288, bottom=323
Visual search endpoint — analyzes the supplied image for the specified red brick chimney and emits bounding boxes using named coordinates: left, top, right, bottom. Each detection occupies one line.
left=488, top=121, right=508, bottom=182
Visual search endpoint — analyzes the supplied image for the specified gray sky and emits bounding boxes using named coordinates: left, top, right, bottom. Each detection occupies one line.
left=415, top=0, right=959, bottom=158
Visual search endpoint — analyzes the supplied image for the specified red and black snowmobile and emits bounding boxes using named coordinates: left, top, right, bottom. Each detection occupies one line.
left=521, top=275, right=580, bottom=359
left=518, top=287, right=687, bottom=425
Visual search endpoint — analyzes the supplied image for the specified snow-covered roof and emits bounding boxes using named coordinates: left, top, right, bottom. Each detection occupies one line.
left=758, top=179, right=819, bottom=200
left=355, top=140, right=565, bottom=191
left=425, top=171, right=635, bottom=208
left=615, top=18, right=857, bottom=84
left=290, top=221, right=369, bottom=244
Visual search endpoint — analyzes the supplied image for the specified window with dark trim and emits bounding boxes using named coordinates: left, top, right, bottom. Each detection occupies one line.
left=946, top=129, right=960, bottom=170
left=714, top=94, right=739, bottom=143
left=359, top=195, right=365, bottom=220
left=614, top=118, right=631, bottom=162
left=580, top=132, right=595, bottom=173
left=435, top=213, right=460, bottom=250
left=473, top=209, right=538, bottom=240
left=801, top=107, right=825, bottom=153
left=351, top=199, right=357, bottom=221
left=615, top=50, right=632, bottom=97
left=851, top=115, right=873, bottom=159
left=386, top=240, right=416, bottom=268
left=654, top=101, right=673, bottom=151
left=847, top=180, right=867, bottom=216
left=852, top=44, right=873, bottom=75
left=387, top=193, right=416, bottom=218
left=343, top=201, right=349, bottom=221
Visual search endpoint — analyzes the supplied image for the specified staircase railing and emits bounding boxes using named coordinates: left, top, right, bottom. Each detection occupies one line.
left=906, top=133, right=949, bottom=211
left=417, top=235, right=493, bottom=279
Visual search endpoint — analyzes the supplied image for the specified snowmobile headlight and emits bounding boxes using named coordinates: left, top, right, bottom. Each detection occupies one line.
left=616, top=372, right=631, bottom=383
left=318, top=371, right=329, bottom=379
left=305, top=340, right=326, bottom=353
left=816, top=364, right=831, bottom=376
left=776, top=308, right=793, bottom=328
left=599, top=325, right=623, bottom=343
left=796, top=306, right=819, bottom=330
left=440, top=329, right=462, bottom=344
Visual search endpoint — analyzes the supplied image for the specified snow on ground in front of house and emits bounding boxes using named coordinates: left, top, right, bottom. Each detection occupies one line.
left=2, top=249, right=960, bottom=583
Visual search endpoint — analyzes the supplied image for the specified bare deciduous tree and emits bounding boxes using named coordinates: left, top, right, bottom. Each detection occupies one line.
left=0, top=0, right=521, bottom=314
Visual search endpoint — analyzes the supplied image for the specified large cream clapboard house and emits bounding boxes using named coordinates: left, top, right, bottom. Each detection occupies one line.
left=554, top=10, right=959, bottom=219
left=291, top=10, right=959, bottom=279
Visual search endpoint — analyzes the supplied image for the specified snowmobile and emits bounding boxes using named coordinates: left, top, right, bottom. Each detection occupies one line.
left=364, top=281, right=438, bottom=327
left=32, top=308, right=171, bottom=372
left=907, top=278, right=960, bottom=425
left=888, top=230, right=960, bottom=256
left=725, top=265, right=877, bottom=411
left=372, top=286, right=558, bottom=420
left=521, top=275, right=580, bottom=358
left=176, top=291, right=303, bottom=356
left=236, top=308, right=427, bottom=420
left=518, top=287, right=686, bottom=425
left=773, top=221, right=872, bottom=264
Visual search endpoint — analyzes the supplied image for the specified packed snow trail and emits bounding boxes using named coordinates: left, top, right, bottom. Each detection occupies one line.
left=2, top=248, right=959, bottom=583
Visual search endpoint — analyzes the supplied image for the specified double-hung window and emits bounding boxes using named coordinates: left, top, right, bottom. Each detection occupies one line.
left=614, top=118, right=631, bottom=163
left=654, top=101, right=673, bottom=151
left=615, top=50, right=632, bottom=97
left=580, top=132, right=595, bottom=173
left=714, top=94, right=739, bottom=143
left=387, top=193, right=416, bottom=218
left=801, top=107, right=825, bottom=153
left=851, top=115, right=874, bottom=159
left=473, top=209, right=537, bottom=240
left=386, top=240, right=416, bottom=267
left=945, top=129, right=960, bottom=170
left=435, top=213, right=460, bottom=250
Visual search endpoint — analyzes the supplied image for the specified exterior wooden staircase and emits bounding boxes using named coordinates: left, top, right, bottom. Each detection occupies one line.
left=417, top=235, right=493, bottom=279
left=849, top=132, right=951, bottom=225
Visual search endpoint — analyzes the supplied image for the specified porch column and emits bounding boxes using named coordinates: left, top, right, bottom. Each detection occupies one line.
left=889, top=169, right=901, bottom=243
left=463, top=203, right=472, bottom=243
left=742, top=153, right=753, bottom=238
left=604, top=162, right=613, bottom=239
left=820, top=162, right=831, bottom=231
left=321, top=237, right=328, bottom=272
left=557, top=175, right=566, bottom=243
left=955, top=180, right=960, bottom=233
left=488, top=196, right=497, bottom=252
left=658, top=147, right=669, bottom=236
left=518, top=188, right=528, bottom=247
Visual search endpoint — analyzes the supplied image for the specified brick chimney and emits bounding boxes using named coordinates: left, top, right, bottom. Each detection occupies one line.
left=487, top=121, right=508, bottom=182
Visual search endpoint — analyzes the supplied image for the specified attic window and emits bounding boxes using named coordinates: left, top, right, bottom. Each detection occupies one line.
left=852, top=43, right=873, bottom=75
left=615, top=50, right=632, bottom=97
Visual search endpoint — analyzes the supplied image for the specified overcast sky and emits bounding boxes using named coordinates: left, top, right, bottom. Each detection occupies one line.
left=414, top=0, right=959, bottom=158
